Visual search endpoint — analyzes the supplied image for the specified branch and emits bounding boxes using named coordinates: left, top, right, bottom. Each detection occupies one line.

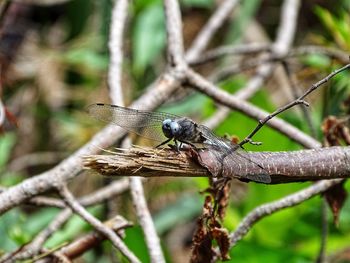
left=189, top=43, right=271, bottom=66
left=164, top=0, right=186, bottom=68
left=0, top=209, right=72, bottom=263
left=228, top=179, right=343, bottom=248
left=0, top=98, right=5, bottom=127
left=0, top=71, right=180, bottom=215
left=185, top=0, right=239, bottom=62
left=185, top=68, right=320, bottom=148
left=239, top=63, right=350, bottom=148
left=108, top=0, right=166, bottom=260
left=83, top=146, right=350, bottom=184
left=57, top=185, right=141, bottom=263
left=273, top=0, right=300, bottom=57
left=0, top=0, right=241, bottom=216
left=59, top=215, right=132, bottom=260
left=84, top=147, right=209, bottom=178
left=129, top=178, right=165, bottom=263
left=209, top=46, right=350, bottom=81
left=108, top=0, right=129, bottom=105
left=1, top=179, right=130, bottom=262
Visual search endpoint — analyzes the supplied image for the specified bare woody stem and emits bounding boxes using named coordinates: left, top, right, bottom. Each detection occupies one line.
left=83, top=146, right=350, bottom=184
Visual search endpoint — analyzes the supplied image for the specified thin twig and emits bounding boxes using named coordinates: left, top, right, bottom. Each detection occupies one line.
left=108, top=0, right=166, bottom=260
left=189, top=43, right=270, bottom=66
left=227, top=179, right=343, bottom=248
left=185, top=68, right=320, bottom=148
left=316, top=199, right=328, bottom=263
left=273, top=0, right=300, bottom=57
left=59, top=215, right=133, bottom=259
left=57, top=184, right=141, bottom=263
left=0, top=209, right=72, bottom=263
left=1, top=179, right=130, bottom=262
left=129, top=178, right=165, bottom=263
left=0, top=98, right=5, bottom=127
left=238, top=63, right=350, bottom=148
left=164, top=0, right=186, bottom=69
left=282, top=61, right=317, bottom=137
left=195, top=44, right=350, bottom=66
left=185, top=0, right=239, bottom=63
left=206, top=0, right=300, bottom=131
left=108, top=0, right=129, bottom=105
left=8, top=178, right=129, bottom=209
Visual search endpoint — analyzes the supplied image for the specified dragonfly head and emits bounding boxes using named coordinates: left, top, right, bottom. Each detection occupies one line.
left=162, top=119, right=181, bottom=139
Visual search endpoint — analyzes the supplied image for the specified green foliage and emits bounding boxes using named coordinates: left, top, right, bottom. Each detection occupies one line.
left=227, top=241, right=309, bottom=263
left=46, top=206, right=103, bottom=248
left=154, top=194, right=202, bottom=235
left=302, top=54, right=332, bottom=69
left=122, top=226, right=151, bottom=263
left=65, top=0, right=93, bottom=40
left=322, top=70, right=350, bottom=117
left=314, top=6, right=350, bottom=50
left=180, top=0, right=213, bottom=8
left=132, top=3, right=166, bottom=76
left=0, top=133, right=16, bottom=168
left=0, top=204, right=104, bottom=257
left=225, top=0, right=261, bottom=44
left=63, top=48, right=109, bottom=72
left=1, top=1, right=350, bottom=262
left=0, top=208, right=59, bottom=250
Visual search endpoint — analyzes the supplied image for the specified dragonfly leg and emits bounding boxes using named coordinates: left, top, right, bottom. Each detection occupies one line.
left=179, top=140, right=197, bottom=150
left=155, top=138, right=172, bottom=148
left=175, top=140, right=180, bottom=152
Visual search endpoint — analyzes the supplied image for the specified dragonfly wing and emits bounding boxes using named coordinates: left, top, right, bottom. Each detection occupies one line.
left=244, top=174, right=272, bottom=184
left=196, top=125, right=232, bottom=149
left=87, top=103, right=180, bottom=142
left=197, top=125, right=271, bottom=183
left=223, top=148, right=272, bottom=183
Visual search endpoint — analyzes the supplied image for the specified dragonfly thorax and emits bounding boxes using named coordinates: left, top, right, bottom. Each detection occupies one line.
left=162, top=119, right=181, bottom=139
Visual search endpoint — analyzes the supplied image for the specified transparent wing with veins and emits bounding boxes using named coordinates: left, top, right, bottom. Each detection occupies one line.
left=197, top=125, right=271, bottom=184
left=87, top=103, right=180, bottom=142
left=88, top=103, right=271, bottom=183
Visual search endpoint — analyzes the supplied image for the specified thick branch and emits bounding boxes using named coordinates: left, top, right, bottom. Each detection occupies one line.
left=83, top=146, right=350, bottom=184
left=84, top=147, right=209, bottom=178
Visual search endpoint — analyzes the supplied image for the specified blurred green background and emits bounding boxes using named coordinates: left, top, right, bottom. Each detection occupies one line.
left=0, top=0, right=350, bottom=262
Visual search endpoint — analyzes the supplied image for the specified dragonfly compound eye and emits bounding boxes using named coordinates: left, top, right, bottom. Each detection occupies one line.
left=170, top=122, right=181, bottom=136
left=162, top=119, right=173, bottom=138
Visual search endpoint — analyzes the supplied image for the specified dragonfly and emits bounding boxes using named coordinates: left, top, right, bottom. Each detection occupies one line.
left=87, top=103, right=271, bottom=183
